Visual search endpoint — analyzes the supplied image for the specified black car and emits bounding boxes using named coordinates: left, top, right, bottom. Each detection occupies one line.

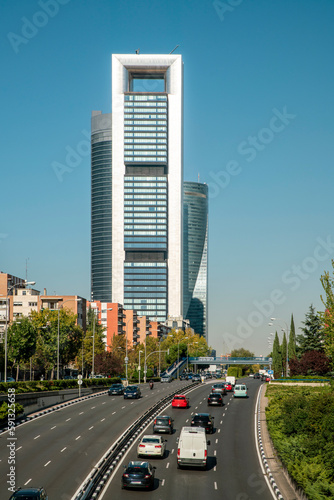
left=9, top=487, right=48, bottom=499
left=124, top=385, right=141, bottom=399
left=108, top=383, right=124, bottom=396
left=207, top=392, right=223, bottom=406
left=253, top=373, right=261, bottom=379
left=122, top=461, right=156, bottom=490
left=153, top=415, right=174, bottom=434
left=191, top=413, right=214, bottom=434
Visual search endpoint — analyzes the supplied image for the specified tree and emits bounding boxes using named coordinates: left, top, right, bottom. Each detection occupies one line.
left=290, top=350, right=330, bottom=376
left=320, top=261, right=334, bottom=368
left=7, top=317, right=37, bottom=380
left=230, top=348, right=255, bottom=375
left=94, top=352, right=123, bottom=376
left=297, top=305, right=325, bottom=356
left=83, top=307, right=106, bottom=376
left=288, top=314, right=297, bottom=361
left=272, top=332, right=282, bottom=379
left=281, top=332, right=288, bottom=377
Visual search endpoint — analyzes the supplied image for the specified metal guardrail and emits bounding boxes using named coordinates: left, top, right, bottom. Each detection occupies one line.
left=73, top=382, right=198, bottom=499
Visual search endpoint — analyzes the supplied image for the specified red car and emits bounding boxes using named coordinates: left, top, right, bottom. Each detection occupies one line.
left=224, top=382, right=233, bottom=392
left=172, top=394, right=189, bottom=408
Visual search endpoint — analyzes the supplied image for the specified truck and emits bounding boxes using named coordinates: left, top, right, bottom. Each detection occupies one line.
left=226, top=376, right=236, bottom=387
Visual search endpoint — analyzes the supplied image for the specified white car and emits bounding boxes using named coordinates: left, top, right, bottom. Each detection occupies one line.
left=137, top=435, right=166, bottom=458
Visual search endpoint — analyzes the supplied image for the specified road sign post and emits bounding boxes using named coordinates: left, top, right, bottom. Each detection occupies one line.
left=78, top=374, right=83, bottom=397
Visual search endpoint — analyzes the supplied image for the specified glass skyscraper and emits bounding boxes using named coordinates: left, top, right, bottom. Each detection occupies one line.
left=183, top=182, right=208, bottom=339
left=91, top=112, right=112, bottom=301
left=111, top=54, right=183, bottom=322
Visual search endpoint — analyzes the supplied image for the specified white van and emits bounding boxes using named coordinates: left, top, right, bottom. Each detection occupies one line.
left=177, top=426, right=210, bottom=469
left=226, top=376, right=236, bottom=387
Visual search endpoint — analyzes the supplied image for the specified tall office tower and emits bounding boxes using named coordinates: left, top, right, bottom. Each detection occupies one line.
left=91, top=111, right=112, bottom=301
left=183, top=182, right=208, bottom=339
left=111, top=54, right=183, bottom=322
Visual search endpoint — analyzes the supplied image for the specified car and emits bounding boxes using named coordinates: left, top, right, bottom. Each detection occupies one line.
left=137, top=435, right=166, bottom=458
left=211, top=382, right=227, bottom=395
left=121, top=461, right=156, bottom=490
left=179, top=373, right=187, bottom=381
left=191, top=374, right=201, bottom=382
left=172, top=394, right=189, bottom=408
left=1, top=377, right=15, bottom=383
left=253, top=373, right=261, bottom=379
left=9, top=487, right=48, bottom=499
left=108, top=383, right=124, bottom=396
left=191, top=413, right=214, bottom=434
left=207, top=392, right=223, bottom=406
left=160, top=374, right=172, bottom=383
left=249, top=373, right=254, bottom=378
left=224, top=382, right=233, bottom=392
left=153, top=415, right=174, bottom=434
left=233, top=384, right=248, bottom=398
left=124, top=385, right=141, bottom=399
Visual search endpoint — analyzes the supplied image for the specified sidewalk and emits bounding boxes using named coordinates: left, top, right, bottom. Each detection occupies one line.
left=259, top=385, right=307, bottom=500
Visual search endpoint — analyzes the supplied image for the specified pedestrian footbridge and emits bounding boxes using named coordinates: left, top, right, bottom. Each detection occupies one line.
left=189, top=356, right=272, bottom=366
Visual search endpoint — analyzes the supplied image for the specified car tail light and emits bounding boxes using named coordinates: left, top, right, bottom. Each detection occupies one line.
left=155, top=445, right=162, bottom=449
left=123, top=473, right=129, bottom=478
left=177, top=448, right=180, bottom=458
left=154, top=419, right=157, bottom=424
left=144, top=474, right=151, bottom=478
left=204, top=450, right=207, bottom=459
left=168, top=419, right=171, bottom=424
left=139, top=444, right=145, bottom=448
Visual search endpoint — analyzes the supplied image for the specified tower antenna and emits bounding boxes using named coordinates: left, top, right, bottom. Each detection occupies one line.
left=169, top=45, right=179, bottom=54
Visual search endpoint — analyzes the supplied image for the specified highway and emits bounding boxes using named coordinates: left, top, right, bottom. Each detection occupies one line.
left=0, top=379, right=274, bottom=499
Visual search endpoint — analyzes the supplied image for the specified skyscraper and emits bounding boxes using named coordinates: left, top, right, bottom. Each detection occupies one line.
left=91, top=111, right=112, bottom=302
left=111, top=54, right=183, bottom=322
left=183, top=182, right=208, bottom=339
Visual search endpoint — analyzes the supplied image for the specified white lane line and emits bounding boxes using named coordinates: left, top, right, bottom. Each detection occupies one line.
left=215, top=439, right=218, bottom=444
left=214, top=465, right=217, bottom=471
left=51, top=426, right=56, bottom=429
left=218, top=429, right=221, bottom=433
left=166, top=462, right=170, bottom=468
left=89, top=426, right=94, bottom=430
left=195, top=406, right=198, bottom=409
left=91, top=406, right=96, bottom=409
left=162, top=479, right=165, bottom=486
left=102, top=402, right=106, bottom=405
left=112, top=411, right=116, bottom=415
left=131, top=402, right=134, bottom=405
left=185, top=419, right=189, bottom=423
left=121, top=406, right=126, bottom=409
left=79, top=412, right=84, bottom=415
left=171, top=449, right=174, bottom=454
left=24, top=479, right=32, bottom=485
left=44, top=460, right=51, bottom=467
left=199, top=401, right=202, bottom=404
left=61, top=447, right=67, bottom=452
left=66, top=418, right=71, bottom=422
left=75, top=436, right=81, bottom=440
left=220, top=420, right=223, bottom=424
left=191, top=412, right=194, bottom=415
left=16, top=446, right=22, bottom=451
left=34, top=435, right=40, bottom=440
left=214, top=450, right=217, bottom=456
left=214, top=482, right=218, bottom=490
left=101, top=418, right=105, bottom=422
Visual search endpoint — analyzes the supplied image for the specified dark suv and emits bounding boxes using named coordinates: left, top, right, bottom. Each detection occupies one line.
left=9, top=487, right=48, bottom=499
left=108, top=383, right=124, bottom=396
left=124, top=385, right=141, bottom=399
left=153, top=415, right=174, bottom=434
left=191, top=413, right=214, bottom=434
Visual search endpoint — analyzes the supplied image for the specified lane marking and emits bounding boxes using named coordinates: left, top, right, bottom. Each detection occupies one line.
left=16, top=446, right=22, bottom=451
left=44, top=460, right=51, bottom=467
left=102, top=402, right=106, bottom=405
left=24, top=479, right=32, bottom=485
left=101, top=418, right=105, bottom=422
left=112, top=412, right=116, bottom=415
left=185, top=419, right=189, bottom=423
left=51, top=426, right=56, bottom=430
left=121, top=406, right=126, bottom=409
left=215, top=439, right=218, bottom=444
left=218, top=429, right=221, bottom=433
left=171, top=448, right=174, bottom=454
left=89, top=426, right=94, bottom=430
left=34, top=435, right=40, bottom=440
left=61, top=447, right=67, bottom=452
left=214, top=482, right=218, bottom=490
left=91, top=406, right=96, bottom=409
left=220, top=420, right=223, bottom=424
left=79, top=412, right=84, bottom=415
left=76, top=436, right=81, bottom=440
left=166, top=462, right=170, bottom=468
left=214, top=450, right=217, bottom=456
left=66, top=418, right=71, bottom=422
left=162, top=479, right=165, bottom=486
left=214, top=465, right=217, bottom=471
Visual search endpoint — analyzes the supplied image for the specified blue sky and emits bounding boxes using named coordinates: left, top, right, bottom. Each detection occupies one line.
left=1, top=0, right=334, bottom=355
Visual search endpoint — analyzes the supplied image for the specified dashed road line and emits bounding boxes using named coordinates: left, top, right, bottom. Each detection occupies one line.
left=75, top=436, right=81, bottom=440
left=34, top=435, right=40, bottom=440
left=66, top=418, right=71, bottom=421
left=61, top=447, right=67, bottom=452
left=44, top=460, right=51, bottom=467
left=24, top=479, right=32, bottom=485
left=101, top=418, right=105, bottom=422
left=16, top=446, right=22, bottom=451
left=214, top=482, right=218, bottom=490
left=89, top=426, right=94, bottom=430
left=51, top=426, right=56, bottom=430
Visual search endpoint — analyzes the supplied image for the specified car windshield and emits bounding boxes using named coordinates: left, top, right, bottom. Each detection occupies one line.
left=174, top=396, right=185, bottom=400
left=142, top=438, right=160, bottom=443
left=194, top=415, right=209, bottom=422
left=126, top=387, right=137, bottom=392
left=127, top=466, right=149, bottom=474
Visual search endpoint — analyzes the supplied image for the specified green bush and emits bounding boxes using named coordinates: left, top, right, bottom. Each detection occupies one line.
left=265, top=385, right=334, bottom=498
left=0, top=402, right=24, bottom=423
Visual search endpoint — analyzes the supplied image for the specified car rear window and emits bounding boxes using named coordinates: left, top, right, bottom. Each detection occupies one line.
left=142, top=438, right=160, bottom=443
left=127, top=466, right=148, bottom=474
left=156, top=418, right=169, bottom=424
left=174, top=396, right=185, bottom=400
left=193, top=415, right=209, bottom=422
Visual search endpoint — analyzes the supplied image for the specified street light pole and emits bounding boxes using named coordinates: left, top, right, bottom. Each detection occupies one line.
left=138, top=350, right=143, bottom=384
left=4, top=280, right=35, bottom=383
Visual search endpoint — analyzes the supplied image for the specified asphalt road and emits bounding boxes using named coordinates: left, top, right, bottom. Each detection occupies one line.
left=99, top=378, right=275, bottom=500
left=0, top=381, right=187, bottom=500
left=0, top=379, right=274, bottom=500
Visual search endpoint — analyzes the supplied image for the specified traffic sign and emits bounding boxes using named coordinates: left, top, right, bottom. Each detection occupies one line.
left=267, top=370, right=273, bottom=374
left=78, top=374, right=82, bottom=380
left=78, top=380, right=83, bottom=385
